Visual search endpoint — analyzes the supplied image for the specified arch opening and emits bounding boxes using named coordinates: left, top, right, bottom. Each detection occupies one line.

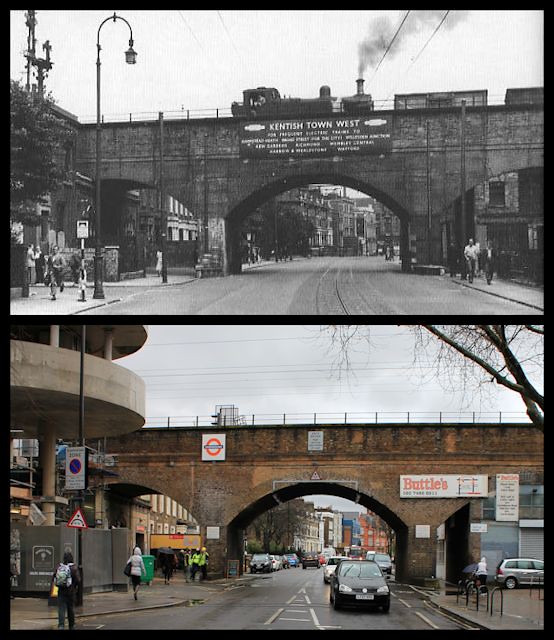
left=225, top=174, right=411, bottom=275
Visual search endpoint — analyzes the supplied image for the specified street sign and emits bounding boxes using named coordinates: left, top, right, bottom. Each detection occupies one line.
left=67, top=507, right=88, bottom=529
left=76, top=220, right=89, bottom=239
left=65, top=447, right=86, bottom=490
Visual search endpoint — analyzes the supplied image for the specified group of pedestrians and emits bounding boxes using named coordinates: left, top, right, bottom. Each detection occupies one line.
left=448, top=238, right=496, bottom=285
left=26, top=244, right=85, bottom=301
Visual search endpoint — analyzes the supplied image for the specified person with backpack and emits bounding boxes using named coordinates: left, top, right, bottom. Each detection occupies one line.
left=51, top=551, right=80, bottom=630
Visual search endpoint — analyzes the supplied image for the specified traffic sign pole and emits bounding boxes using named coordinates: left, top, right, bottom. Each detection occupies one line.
left=76, top=325, right=86, bottom=606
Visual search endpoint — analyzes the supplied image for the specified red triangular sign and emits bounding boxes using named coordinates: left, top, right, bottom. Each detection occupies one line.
left=67, top=507, right=88, bottom=529
left=311, top=470, right=321, bottom=480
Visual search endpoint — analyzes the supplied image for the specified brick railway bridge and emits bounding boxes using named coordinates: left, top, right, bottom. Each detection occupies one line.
left=98, top=421, right=543, bottom=584
left=75, top=98, right=543, bottom=275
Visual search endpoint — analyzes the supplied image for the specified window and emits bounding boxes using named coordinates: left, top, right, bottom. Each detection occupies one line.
left=489, top=182, right=505, bottom=206
left=517, top=560, right=534, bottom=569
left=532, top=561, right=544, bottom=570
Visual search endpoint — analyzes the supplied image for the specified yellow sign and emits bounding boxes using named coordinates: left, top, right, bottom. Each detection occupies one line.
left=150, top=534, right=201, bottom=550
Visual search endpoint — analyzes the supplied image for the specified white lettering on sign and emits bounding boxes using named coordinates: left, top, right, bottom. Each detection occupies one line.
left=201, top=434, right=226, bottom=461
left=495, top=474, right=519, bottom=521
left=400, top=475, right=488, bottom=498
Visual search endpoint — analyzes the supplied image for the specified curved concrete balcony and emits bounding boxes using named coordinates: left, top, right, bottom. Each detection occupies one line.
left=10, top=340, right=146, bottom=439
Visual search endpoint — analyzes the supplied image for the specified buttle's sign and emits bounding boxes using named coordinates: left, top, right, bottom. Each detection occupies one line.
left=239, top=116, right=392, bottom=158
left=400, top=475, right=488, bottom=498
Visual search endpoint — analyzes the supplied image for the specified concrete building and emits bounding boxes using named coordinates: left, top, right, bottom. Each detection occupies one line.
left=10, top=325, right=147, bottom=527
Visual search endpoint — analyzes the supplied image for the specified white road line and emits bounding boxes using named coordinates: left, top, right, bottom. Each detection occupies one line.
left=398, top=598, right=412, bottom=608
left=304, top=594, right=311, bottom=604
left=280, top=618, right=311, bottom=622
left=309, top=608, right=321, bottom=627
left=414, top=610, right=440, bottom=629
left=264, top=608, right=284, bottom=625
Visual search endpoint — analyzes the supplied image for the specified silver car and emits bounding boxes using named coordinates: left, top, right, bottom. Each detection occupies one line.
left=365, top=551, right=392, bottom=576
left=495, top=557, right=544, bottom=589
left=323, top=556, right=349, bottom=583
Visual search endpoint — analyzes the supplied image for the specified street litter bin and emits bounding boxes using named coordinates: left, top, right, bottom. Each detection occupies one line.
left=141, top=555, right=155, bottom=585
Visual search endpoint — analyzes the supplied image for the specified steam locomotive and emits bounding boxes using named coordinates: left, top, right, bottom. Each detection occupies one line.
left=231, top=79, right=374, bottom=118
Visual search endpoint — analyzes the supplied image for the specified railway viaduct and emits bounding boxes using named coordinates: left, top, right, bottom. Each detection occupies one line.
left=74, top=99, right=543, bottom=275
left=98, top=422, right=543, bottom=584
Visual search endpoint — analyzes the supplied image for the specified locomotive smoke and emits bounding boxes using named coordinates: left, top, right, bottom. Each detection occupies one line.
left=357, top=10, right=469, bottom=78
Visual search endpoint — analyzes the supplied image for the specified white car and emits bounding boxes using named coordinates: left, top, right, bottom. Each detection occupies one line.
left=269, top=555, right=282, bottom=571
left=323, top=556, right=349, bottom=583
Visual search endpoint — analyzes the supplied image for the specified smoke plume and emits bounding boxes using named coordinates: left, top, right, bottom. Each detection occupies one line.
left=358, top=10, right=469, bottom=78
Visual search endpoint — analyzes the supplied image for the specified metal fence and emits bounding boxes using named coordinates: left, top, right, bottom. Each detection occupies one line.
left=77, top=94, right=516, bottom=125
left=142, top=411, right=530, bottom=429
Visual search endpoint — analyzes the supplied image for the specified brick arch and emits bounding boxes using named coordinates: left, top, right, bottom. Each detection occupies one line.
left=224, top=172, right=411, bottom=274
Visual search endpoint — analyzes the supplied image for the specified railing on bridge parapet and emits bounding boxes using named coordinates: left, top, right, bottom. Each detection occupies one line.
left=142, top=411, right=530, bottom=429
left=77, top=94, right=517, bottom=125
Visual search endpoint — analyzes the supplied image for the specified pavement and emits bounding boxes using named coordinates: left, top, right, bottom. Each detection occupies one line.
left=10, top=573, right=544, bottom=630
left=10, top=261, right=543, bottom=315
left=10, top=571, right=256, bottom=630
left=425, top=582, right=544, bottom=630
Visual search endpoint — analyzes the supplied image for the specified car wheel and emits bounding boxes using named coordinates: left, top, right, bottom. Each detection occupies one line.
left=382, top=602, right=390, bottom=613
left=505, top=577, right=518, bottom=589
left=333, top=595, right=342, bottom=610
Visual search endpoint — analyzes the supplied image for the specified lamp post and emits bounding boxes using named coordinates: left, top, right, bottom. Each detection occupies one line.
left=94, top=12, right=137, bottom=299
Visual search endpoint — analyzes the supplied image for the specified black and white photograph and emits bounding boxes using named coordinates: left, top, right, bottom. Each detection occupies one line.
left=10, top=10, right=543, bottom=314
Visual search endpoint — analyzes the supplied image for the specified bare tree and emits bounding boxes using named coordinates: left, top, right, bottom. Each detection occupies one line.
left=320, top=325, right=543, bottom=431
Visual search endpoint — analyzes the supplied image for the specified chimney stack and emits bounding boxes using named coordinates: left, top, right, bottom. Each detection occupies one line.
left=356, top=78, right=365, bottom=95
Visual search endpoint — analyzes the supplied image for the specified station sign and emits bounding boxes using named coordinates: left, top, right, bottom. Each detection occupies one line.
left=239, top=116, right=392, bottom=158
left=202, top=434, right=226, bottom=461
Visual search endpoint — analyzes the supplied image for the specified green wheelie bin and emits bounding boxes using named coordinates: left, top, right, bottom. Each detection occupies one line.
left=141, top=555, right=155, bottom=585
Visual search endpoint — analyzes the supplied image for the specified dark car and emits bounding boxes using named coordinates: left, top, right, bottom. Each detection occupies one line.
left=302, top=554, right=320, bottom=569
left=249, top=553, right=272, bottom=574
left=366, top=551, right=393, bottom=576
left=329, top=560, right=390, bottom=612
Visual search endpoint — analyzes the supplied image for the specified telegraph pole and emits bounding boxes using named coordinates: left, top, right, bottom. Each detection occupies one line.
left=159, top=112, right=167, bottom=283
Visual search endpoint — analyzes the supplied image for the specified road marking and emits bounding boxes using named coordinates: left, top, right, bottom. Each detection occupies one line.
left=398, top=598, right=412, bottom=608
left=264, top=608, right=284, bottom=625
left=309, top=608, right=321, bottom=627
left=414, top=610, right=440, bottom=629
left=280, top=617, right=311, bottom=622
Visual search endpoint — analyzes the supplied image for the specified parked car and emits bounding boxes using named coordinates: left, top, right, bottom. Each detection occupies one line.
left=281, top=555, right=290, bottom=569
left=269, top=555, right=282, bottom=571
left=302, top=554, right=320, bottom=569
left=286, top=554, right=300, bottom=568
left=365, top=552, right=393, bottom=576
left=329, top=560, right=390, bottom=612
left=323, top=556, right=349, bottom=583
left=495, top=558, right=544, bottom=589
left=250, top=553, right=272, bottom=574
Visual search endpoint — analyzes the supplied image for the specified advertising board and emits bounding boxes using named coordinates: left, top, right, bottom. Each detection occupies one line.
left=239, top=116, right=392, bottom=158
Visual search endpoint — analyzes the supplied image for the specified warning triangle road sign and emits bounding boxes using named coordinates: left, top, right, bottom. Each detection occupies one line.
left=311, top=470, right=321, bottom=481
left=67, top=507, right=88, bottom=529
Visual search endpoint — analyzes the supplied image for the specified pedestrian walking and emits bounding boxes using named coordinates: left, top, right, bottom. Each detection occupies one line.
left=34, top=246, right=45, bottom=284
left=482, top=240, right=496, bottom=285
left=155, top=249, right=163, bottom=277
left=48, top=246, right=66, bottom=301
left=51, top=551, right=80, bottom=630
left=161, top=552, right=175, bottom=584
left=447, top=241, right=458, bottom=277
left=199, top=547, right=209, bottom=581
left=127, top=546, right=146, bottom=600
left=183, top=548, right=192, bottom=583
left=190, top=548, right=201, bottom=582
left=476, top=556, right=488, bottom=591
left=463, top=238, right=479, bottom=283
left=474, top=241, right=481, bottom=277
left=69, top=252, right=82, bottom=286
left=26, top=244, right=36, bottom=285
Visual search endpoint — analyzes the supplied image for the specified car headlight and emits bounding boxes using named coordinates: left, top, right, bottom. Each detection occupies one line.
left=377, top=585, right=390, bottom=593
left=338, top=584, right=353, bottom=593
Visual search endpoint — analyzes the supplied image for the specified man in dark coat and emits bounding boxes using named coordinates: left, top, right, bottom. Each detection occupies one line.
left=482, top=240, right=496, bottom=285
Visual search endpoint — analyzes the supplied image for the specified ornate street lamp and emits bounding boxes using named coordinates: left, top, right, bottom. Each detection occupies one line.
left=94, top=12, right=137, bottom=299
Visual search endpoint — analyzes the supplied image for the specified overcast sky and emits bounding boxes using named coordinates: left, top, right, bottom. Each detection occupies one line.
left=10, top=10, right=543, bottom=120
left=116, top=324, right=539, bottom=514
